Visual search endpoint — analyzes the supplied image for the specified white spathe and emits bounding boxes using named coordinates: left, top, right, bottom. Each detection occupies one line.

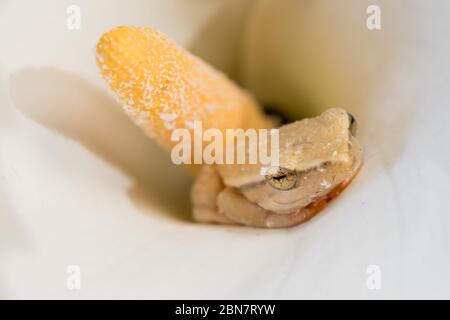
left=1, top=0, right=450, bottom=299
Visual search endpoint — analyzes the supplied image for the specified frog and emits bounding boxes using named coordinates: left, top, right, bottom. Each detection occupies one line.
left=191, top=108, right=363, bottom=228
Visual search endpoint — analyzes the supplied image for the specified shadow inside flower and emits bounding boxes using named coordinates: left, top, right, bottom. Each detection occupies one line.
left=9, top=68, right=193, bottom=222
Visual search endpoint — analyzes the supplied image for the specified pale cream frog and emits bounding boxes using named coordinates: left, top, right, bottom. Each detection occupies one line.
left=191, top=108, right=363, bottom=228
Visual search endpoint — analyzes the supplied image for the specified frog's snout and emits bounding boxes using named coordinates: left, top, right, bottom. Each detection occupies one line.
left=347, top=112, right=357, bottom=136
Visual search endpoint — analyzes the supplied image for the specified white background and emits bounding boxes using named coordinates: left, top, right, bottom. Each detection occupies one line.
left=1, top=0, right=449, bottom=299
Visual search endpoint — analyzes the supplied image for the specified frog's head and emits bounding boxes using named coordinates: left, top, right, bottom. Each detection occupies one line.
left=217, top=108, right=363, bottom=215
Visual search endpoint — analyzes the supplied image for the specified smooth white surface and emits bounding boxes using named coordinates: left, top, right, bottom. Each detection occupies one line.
left=1, top=0, right=450, bottom=299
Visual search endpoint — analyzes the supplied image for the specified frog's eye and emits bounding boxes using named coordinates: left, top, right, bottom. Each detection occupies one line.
left=347, top=112, right=357, bottom=136
left=265, top=167, right=297, bottom=190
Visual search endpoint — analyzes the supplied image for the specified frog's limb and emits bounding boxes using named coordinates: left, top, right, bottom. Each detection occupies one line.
left=264, top=185, right=339, bottom=228
left=265, top=157, right=363, bottom=228
left=217, top=187, right=270, bottom=227
left=191, top=166, right=236, bottom=224
left=217, top=162, right=361, bottom=228
left=217, top=187, right=318, bottom=228
left=217, top=186, right=313, bottom=228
